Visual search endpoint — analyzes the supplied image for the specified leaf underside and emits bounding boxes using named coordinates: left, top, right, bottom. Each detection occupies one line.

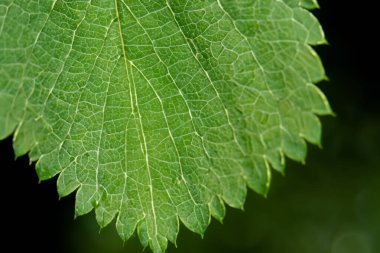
left=0, top=0, right=331, bottom=252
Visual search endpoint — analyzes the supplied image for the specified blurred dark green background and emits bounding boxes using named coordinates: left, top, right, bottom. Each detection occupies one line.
left=1, top=1, right=379, bottom=253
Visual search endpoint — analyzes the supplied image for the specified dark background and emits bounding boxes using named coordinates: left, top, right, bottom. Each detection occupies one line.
left=1, top=1, right=379, bottom=252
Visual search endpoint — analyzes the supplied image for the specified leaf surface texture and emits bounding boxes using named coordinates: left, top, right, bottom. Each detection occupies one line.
left=0, top=0, right=331, bottom=252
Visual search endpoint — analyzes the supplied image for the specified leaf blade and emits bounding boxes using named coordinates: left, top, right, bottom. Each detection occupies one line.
left=0, top=1, right=331, bottom=252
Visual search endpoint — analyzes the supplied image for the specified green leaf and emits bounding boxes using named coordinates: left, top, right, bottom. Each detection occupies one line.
left=0, top=0, right=331, bottom=252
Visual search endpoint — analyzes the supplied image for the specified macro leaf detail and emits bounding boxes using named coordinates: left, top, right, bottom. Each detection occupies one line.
left=0, top=0, right=331, bottom=252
